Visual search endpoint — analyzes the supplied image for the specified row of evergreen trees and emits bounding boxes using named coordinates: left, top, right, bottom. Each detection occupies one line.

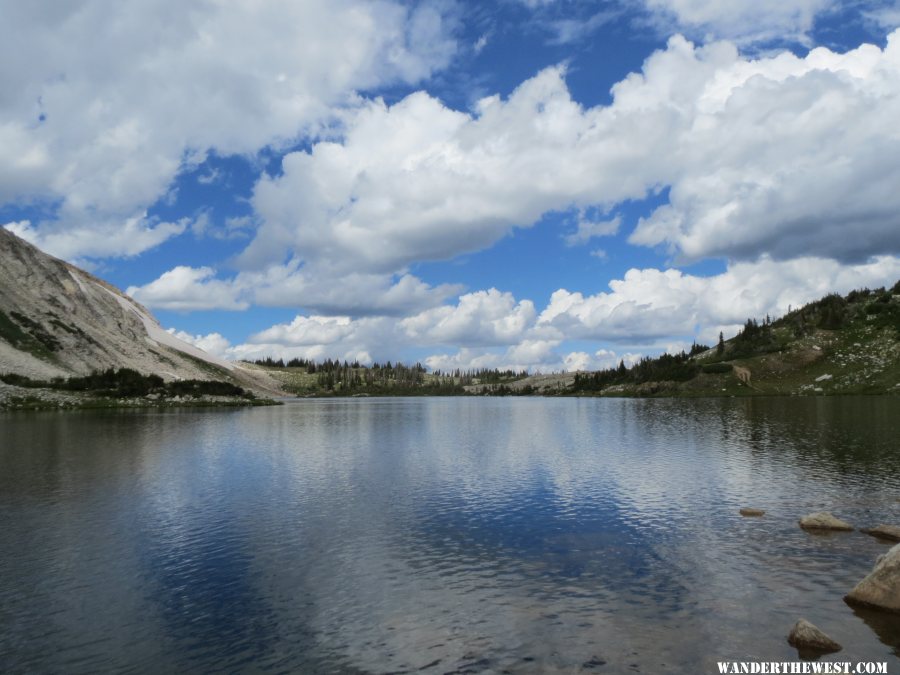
left=778, top=284, right=899, bottom=335
left=572, top=342, right=710, bottom=392
left=249, top=356, right=528, bottom=393
left=250, top=356, right=352, bottom=373
left=432, top=367, right=528, bottom=384
left=0, top=368, right=250, bottom=399
left=314, top=361, right=428, bottom=392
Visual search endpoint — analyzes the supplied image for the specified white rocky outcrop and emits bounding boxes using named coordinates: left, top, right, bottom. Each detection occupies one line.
left=0, top=228, right=282, bottom=395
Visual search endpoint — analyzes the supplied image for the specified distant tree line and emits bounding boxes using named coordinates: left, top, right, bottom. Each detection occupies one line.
left=443, top=368, right=528, bottom=384
left=242, top=281, right=900, bottom=397
left=248, top=357, right=529, bottom=395
left=314, top=361, right=427, bottom=392
left=251, top=356, right=323, bottom=372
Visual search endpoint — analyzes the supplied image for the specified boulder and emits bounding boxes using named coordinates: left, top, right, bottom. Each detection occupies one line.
left=860, top=525, right=900, bottom=543
left=845, top=543, right=900, bottom=613
left=799, top=512, right=853, bottom=531
left=787, top=619, right=842, bottom=655
left=740, top=508, right=766, bottom=517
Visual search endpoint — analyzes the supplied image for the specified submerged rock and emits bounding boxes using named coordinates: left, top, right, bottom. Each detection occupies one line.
left=740, top=508, right=766, bottom=517
left=845, top=543, right=900, bottom=613
left=582, top=656, right=607, bottom=669
left=860, top=525, right=900, bottom=543
left=787, top=619, right=842, bottom=655
left=799, top=512, right=853, bottom=531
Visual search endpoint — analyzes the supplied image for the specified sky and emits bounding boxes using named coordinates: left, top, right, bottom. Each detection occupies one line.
left=3, top=0, right=900, bottom=372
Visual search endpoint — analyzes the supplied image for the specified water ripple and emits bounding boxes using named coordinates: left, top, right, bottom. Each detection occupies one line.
left=1, top=397, right=898, bottom=673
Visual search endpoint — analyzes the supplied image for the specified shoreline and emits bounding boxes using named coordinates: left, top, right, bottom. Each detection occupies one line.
left=0, top=383, right=280, bottom=412
left=3, top=384, right=897, bottom=411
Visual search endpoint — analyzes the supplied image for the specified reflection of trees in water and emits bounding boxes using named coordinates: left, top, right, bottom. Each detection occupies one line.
left=626, top=397, right=900, bottom=482
left=620, top=397, right=900, bottom=660
left=730, top=397, right=900, bottom=479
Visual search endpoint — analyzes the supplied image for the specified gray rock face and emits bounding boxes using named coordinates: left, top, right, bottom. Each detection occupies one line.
left=845, top=543, right=900, bottom=613
left=861, top=525, right=900, bottom=543
left=799, top=512, right=853, bottom=531
left=0, top=228, right=282, bottom=396
left=787, top=619, right=842, bottom=654
left=740, top=508, right=765, bottom=517
left=1, top=227, right=208, bottom=379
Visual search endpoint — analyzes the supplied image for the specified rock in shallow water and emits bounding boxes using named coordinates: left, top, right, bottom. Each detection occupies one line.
left=740, top=508, right=765, bottom=517
left=860, top=525, right=900, bottom=542
left=582, top=656, right=607, bottom=669
left=799, top=512, right=853, bottom=531
left=845, top=542, right=900, bottom=614
left=787, top=619, right=842, bottom=654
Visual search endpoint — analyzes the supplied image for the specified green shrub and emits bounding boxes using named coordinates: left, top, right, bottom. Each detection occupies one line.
left=0, top=368, right=248, bottom=399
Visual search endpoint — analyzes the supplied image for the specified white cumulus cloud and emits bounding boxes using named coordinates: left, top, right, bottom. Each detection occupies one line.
left=538, top=256, right=900, bottom=343
left=400, top=289, right=536, bottom=347
left=240, top=66, right=658, bottom=274
left=0, top=0, right=457, bottom=260
left=171, top=255, right=900, bottom=371
left=237, top=30, right=900, bottom=289
left=626, top=33, right=900, bottom=264
left=129, top=262, right=461, bottom=316
left=250, top=315, right=358, bottom=347
left=167, top=330, right=232, bottom=358
left=127, top=266, right=249, bottom=311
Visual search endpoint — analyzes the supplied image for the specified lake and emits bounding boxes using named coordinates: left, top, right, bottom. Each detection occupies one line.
left=1, top=397, right=899, bottom=673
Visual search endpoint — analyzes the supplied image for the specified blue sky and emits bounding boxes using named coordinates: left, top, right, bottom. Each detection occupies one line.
left=3, top=0, right=900, bottom=371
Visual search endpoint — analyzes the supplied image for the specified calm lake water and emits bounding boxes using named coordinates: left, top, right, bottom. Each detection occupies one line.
left=1, top=397, right=899, bottom=674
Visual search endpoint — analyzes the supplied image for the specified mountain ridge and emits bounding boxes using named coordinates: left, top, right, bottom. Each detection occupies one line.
left=2, top=225, right=898, bottom=405
left=0, top=227, right=282, bottom=402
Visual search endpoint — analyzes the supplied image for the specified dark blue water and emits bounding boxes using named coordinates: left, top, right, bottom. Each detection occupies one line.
left=1, top=397, right=899, bottom=673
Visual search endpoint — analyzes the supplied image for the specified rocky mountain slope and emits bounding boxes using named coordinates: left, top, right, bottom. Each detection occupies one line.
left=0, top=227, right=282, bottom=397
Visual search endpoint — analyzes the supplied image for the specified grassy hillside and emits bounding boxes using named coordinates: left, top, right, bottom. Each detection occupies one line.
left=570, top=282, right=900, bottom=397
